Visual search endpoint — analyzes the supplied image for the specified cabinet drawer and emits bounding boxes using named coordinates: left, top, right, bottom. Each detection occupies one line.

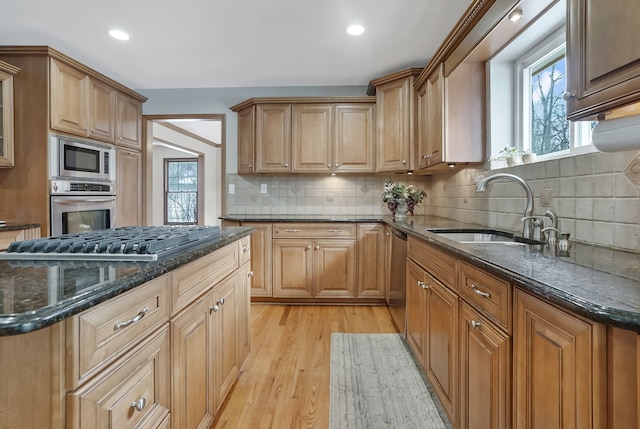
left=239, top=235, right=251, bottom=266
left=67, top=325, right=170, bottom=429
left=66, top=274, right=170, bottom=389
left=171, top=242, right=239, bottom=314
left=459, top=262, right=511, bottom=332
left=407, top=237, right=457, bottom=288
left=273, top=223, right=356, bottom=239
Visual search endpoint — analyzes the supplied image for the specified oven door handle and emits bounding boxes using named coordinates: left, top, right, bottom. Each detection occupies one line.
left=54, top=197, right=116, bottom=204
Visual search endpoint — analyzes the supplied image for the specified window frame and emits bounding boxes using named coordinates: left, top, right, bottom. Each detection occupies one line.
left=163, top=157, right=200, bottom=225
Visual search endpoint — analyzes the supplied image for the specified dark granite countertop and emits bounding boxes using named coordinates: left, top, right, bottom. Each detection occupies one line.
left=0, top=226, right=254, bottom=336
left=222, top=214, right=640, bottom=332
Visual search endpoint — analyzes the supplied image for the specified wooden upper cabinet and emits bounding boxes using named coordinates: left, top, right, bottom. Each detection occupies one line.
left=567, top=0, right=640, bottom=119
left=425, top=64, right=444, bottom=167
left=334, top=104, right=375, bottom=173
left=116, top=148, right=142, bottom=227
left=237, top=105, right=255, bottom=174
left=0, top=60, right=18, bottom=168
left=231, top=97, right=376, bottom=175
left=371, top=69, right=421, bottom=172
left=50, top=59, right=116, bottom=143
left=255, top=103, right=291, bottom=173
left=292, top=104, right=332, bottom=173
left=116, top=92, right=142, bottom=150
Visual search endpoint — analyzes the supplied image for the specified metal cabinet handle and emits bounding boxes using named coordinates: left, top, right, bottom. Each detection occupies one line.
left=470, top=320, right=481, bottom=330
left=335, top=163, right=340, bottom=167
left=285, top=229, right=300, bottom=233
left=563, top=90, right=576, bottom=100
left=243, top=246, right=250, bottom=253
left=284, top=163, right=289, bottom=167
left=131, top=398, right=146, bottom=412
left=114, top=306, right=149, bottom=331
left=471, top=284, right=491, bottom=298
left=402, top=159, right=406, bottom=164
left=306, top=245, right=312, bottom=250
left=211, top=305, right=219, bottom=313
left=217, top=298, right=225, bottom=305
left=418, top=280, right=428, bottom=289
left=248, top=271, right=254, bottom=277
left=315, top=245, right=320, bottom=250
left=328, top=229, right=343, bottom=233
left=328, top=163, right=332, bottom=167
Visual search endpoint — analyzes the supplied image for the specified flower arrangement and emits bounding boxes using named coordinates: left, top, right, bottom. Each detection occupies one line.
left=382, top=180, right=427, bottom=215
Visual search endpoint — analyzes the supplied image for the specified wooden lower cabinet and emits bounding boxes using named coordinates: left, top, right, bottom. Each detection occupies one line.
left=213, top=272, right=240, bottom=411
left=0, top=226, right=40, bottom=251
left=67, top=325, right=170, bottom=429
left=405, top=259, right=427, bottom=366
left=272, top=238, right=356, bottom=299
left=514, top=289, right=607, bottom=429
left=356, top=223, right=386, bottom=299
left=459, top=301, right=511, bottom=429
left=607, top=327, right=640, bottom=429
left=241, top=222, right=272, bottom=297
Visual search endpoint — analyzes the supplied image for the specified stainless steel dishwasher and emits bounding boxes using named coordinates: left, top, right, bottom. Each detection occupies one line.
left=387, top=228, right=407, bottom=334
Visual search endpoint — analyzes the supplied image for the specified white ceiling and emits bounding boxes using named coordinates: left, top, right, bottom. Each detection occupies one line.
left=0, top=0, right=472, bottom=90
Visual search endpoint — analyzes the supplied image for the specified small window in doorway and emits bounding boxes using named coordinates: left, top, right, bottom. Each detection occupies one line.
left=165, top=159, right=198, bottom=225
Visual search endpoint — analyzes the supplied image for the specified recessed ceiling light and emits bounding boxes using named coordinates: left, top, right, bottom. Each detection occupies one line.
left=346, top=25, right=365, bottom=36
left=109, top=29, right=130, bottom=41
left=508, top=8, right=523, bottom=22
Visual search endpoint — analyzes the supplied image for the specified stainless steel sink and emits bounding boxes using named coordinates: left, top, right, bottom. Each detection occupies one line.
left=425, top=228, right=543, bottom=245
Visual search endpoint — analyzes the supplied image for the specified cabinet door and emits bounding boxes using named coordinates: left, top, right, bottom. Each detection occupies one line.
left=459, top=302, right=511, bottom=429
left=87, top=78, right=116, bottom=143
left=334, top=104, right=375, bottom=173
left=376, top=78, right=413, bottom=171
left=255, top=104, right=291, bottom=173
left=241, top=222, right=272, bottom=297
left=567, top=0, right=640, bottom=119
left=406, top=259, right=427, bottom=368
left=237, top=106, right=255, bottom=174
left=116, top=148, right=142, bottom=227
left=237, top=263, right=252, bottom=365
left=212, top=272, right=239, bottom=412
left=416, top=85, right=430, bottom=169
left=50, top=58, right=88, bottom=136
left=0, top=66, right=16, bottom=167
left=291, top=104, right=332, bottom=173
left=171, top=295, right=215, bottom=429
left=356, top=223, right=386, bottom=299
left=116, top=92, right=142, bottom=150
left=514, top=289, right=606, bottom=429
left=424, top=274, right=458, bottom=425
left=426, top=64, right=444, bottom=166
left=272, top=239, right=314, bottom=298
left=313, top=239, right=356, bottom=299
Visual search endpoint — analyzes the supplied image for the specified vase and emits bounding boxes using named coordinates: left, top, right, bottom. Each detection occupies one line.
left=394, top=201, right=409, bottom=220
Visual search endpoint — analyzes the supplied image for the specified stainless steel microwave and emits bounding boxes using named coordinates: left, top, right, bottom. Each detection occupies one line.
left=49, top=135, right=116, bottom=182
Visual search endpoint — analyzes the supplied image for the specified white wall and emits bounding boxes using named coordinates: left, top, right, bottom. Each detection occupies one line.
left=152, top=123, right=222, bottom=226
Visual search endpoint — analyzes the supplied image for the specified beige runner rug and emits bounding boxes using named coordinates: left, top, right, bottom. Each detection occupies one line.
left=330, top=333, right=451, bottom=429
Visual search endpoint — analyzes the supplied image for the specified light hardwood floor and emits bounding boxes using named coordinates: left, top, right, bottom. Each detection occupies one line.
left=211, top=304, right=399, bottom=429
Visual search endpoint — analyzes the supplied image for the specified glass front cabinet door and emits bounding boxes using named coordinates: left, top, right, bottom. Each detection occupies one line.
left=0, top=60, right=19, bottom=168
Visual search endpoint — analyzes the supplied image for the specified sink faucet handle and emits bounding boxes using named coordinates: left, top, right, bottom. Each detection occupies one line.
left=521, top=216, right=545, bottom=241
left=541, top=226, right=561, bottom=246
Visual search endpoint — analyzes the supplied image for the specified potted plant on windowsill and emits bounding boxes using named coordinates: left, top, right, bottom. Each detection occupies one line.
left=382, top=180, right=427, bottom=220
left=499, top=146, right=522, bottom=167
left=521, top=149, right=537, bottom=164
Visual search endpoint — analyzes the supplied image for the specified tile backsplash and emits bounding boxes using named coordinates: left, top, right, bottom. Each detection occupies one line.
left=226, top=150, right=640, bottom=252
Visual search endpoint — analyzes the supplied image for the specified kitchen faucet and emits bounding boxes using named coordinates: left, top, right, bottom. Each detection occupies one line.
left=476, top=173, right=542, bottom=240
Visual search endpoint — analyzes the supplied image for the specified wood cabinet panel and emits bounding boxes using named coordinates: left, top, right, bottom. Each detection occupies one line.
left=88, top=78, right=116, bottom=142
left=66, top=326, right=170, bottom=429
left=273, top=222, right=356, bottom=239
left=407, top=236, right=456, bottom=288
left=356, top=223, right=386, bottom=299
left=66, top=274, right=170, bottom=390
left=567, top=0, right=640, bottom=119
left=514, top=289, right=606, bottom=429
left=459, top=301, right=511, bottom=429
left=50, top=59, right=88, bottom=136
left=116, top=148, right=142, bottom=227
left=237, top=106, right=255, bottom=174
left=291, top=104, right=332, bottom=173
left=116, top=92, right=142, bottom=150
left=255, top=104, right=291, bottom=173
left=272, top=239, right=314, bottom=298
left=313, top=239, right=356, bottom=299
left=0, top=61, right=18, bottom=168
left=376, top=77, right=414, bottom=171
left=607, top=327, right=640, bottom=429
left=237, top=263, right=252, bottom=364
left=241, top=222, right=272, bottom=297
left=459, top=261, right=511, bottom=333
left=406, top=258, right=427, bottom=368
left=334, top=104, right=375, bottom=173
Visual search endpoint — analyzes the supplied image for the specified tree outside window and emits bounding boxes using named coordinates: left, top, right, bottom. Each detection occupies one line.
left=165, top=159, right=198, bottom=225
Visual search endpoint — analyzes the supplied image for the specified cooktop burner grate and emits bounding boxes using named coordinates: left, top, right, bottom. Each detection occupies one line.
left=1, top=225, right=223, bottom=261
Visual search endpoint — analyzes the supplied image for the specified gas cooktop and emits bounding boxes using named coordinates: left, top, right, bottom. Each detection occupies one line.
left=0, top=225, right=222, bottom=261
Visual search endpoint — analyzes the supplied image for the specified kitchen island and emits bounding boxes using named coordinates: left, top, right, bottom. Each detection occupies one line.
left=0, top=225, right=254, bottom=429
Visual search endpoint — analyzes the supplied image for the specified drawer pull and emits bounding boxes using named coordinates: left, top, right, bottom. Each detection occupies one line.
left=131, top=398, right=147, bottom=412
left=315, top=245, right=320, bottom=250
left=248, top=271, right=254, bottom=277
left=418, top=280, right=429, bottom=289
left=217, top=298, right=225, bottom=306
left=328, top=229, right=343, bottom=233
left=285, top=229, right=300, bottom=233
left=470, top=320, right=481, bottom=329
left=471, top=284, right=491, bottom=298
left=211, top=305, right=219, bottom=313
left=113, top=306, right=149, bottom=331
left=243, top=246, right=250, bottom=254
